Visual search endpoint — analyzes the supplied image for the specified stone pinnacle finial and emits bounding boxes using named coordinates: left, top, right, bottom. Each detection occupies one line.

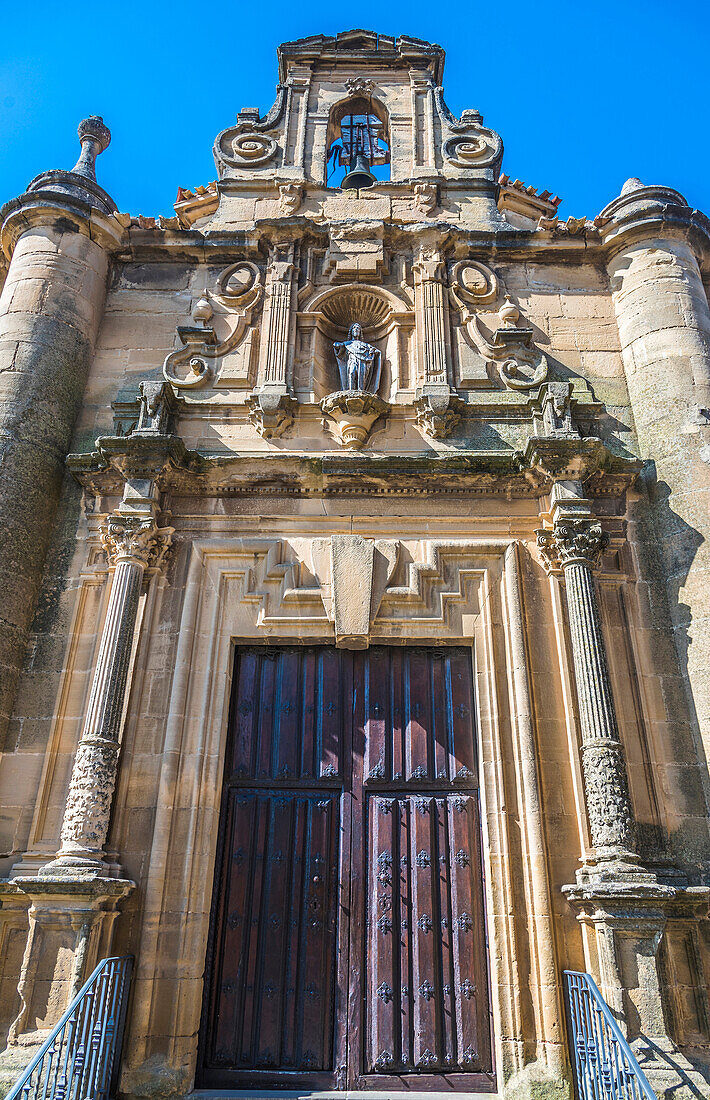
left=70, top=116, right=111, bottom=182
left=621, top=177, right=643, bottom=195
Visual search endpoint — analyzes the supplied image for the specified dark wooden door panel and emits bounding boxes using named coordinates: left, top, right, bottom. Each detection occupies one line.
left=365, top=792, right=491, bottom=1077
left=356, top=648, right=478, bottom=786
left=202, top=789, right=339, bottom=1080
left=200, top=644, right=493, bottom=1091
left=227, top=647, right=346, bottom=784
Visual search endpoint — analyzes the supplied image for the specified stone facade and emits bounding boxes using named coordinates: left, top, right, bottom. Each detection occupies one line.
left=0, top=27, right=709, bottom=1100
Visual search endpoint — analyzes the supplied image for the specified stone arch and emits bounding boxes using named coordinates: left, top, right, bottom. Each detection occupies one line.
left=325, top=92, right=391, bottom=187
left=298, top=283, right=413, bottom=398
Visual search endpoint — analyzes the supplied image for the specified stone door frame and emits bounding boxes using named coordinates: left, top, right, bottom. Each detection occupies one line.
left=107, top=524, right=566, bottom=1098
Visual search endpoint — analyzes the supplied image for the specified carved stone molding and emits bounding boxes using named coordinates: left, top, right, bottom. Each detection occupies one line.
left=321, top=391, right=389, bottom=449
left=345, top=77, right=375, bottom=97
left=413, top=181, right=438, bottom=216
left=247, top=389, right=294, bottom=439
left=279, top=182, right=303, bottom=215
left=100, top=513, right=173, bottom=570
left=414, top=390, right=464, bottom=439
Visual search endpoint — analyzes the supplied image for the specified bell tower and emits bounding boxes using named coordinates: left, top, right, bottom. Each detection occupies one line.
left=212, top=29, right=503, bottom=223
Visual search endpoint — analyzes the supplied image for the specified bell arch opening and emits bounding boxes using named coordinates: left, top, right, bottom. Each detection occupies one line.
left=325, top=94, right=390, bottom=190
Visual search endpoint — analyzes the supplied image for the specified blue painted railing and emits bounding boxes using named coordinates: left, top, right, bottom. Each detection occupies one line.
left=7, top=956, right=133, bottom=1100
left=564, top=971, right=656, bottom=1100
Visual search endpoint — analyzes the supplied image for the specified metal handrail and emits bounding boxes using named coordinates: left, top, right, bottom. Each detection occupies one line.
left=7, top=956, right=133, bottom=1100
left=564, top=970, right=656, bottom=1100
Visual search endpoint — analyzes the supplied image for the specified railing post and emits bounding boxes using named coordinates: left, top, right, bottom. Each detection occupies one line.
left=4, top=958, right=132, bottom=1100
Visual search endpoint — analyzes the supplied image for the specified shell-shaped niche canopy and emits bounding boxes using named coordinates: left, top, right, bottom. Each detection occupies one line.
left=319, top=286, right=392, bottom=334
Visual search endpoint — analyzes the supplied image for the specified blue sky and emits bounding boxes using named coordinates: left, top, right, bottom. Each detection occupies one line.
left=1, top=0, right=707, bottom=220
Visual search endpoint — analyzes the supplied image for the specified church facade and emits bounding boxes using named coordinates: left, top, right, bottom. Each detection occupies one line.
left=0, top=28, right=710, bottom=1100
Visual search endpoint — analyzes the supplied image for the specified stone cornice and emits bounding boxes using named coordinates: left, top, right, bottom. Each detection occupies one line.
left=107, top=215, right=608, bottom=265
left=0, top=189, right=125, bottom=259
left=598, top=184, right=710, bottom=266
left=67, top=434, right=640, bottom=501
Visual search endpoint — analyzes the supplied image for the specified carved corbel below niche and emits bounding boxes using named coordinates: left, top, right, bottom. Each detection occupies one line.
left=321, top=391, right=389, bottom=449
left=163, top=261, right=263, bottom=389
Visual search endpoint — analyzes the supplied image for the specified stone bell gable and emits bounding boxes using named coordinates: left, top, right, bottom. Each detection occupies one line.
left=1, top=27, right=710, bottom=1100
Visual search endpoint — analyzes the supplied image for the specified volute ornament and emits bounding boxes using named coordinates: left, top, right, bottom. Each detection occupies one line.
left=443, top=135, right=491, bottom=165
left=163, top=263, right=263, bottom=389
left=226, top=132, right=277, bottom=166
left=537, top=519, right=609, bottom=572
left=451, top=260, right=498, bottom=306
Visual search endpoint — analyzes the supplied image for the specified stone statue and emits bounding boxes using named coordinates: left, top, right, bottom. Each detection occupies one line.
left=333, top=322, right=382, bottom=393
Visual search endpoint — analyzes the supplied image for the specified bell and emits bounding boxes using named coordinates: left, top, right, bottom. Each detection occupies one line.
left=342, top=153, right=377, bottom=191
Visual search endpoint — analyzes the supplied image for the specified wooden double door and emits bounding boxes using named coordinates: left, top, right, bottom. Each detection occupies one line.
left=198, top=645, right=493, bottom=1091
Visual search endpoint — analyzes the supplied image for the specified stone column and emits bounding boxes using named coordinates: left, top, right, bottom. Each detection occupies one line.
left=600, top=180, right=710, bottom=777
left=539, top=483, right=710, bottom=1097
left=40, top=505, right=172, bottom=879
left=537, top=485, right=639, bottom=874
left=0, top=117, right=121, bottom=750
left=248, top=244, right=295, bottom=437
left=413, top=242, right=461, bottom=438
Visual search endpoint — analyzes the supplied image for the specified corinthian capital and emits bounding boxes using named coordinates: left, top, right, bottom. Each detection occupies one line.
left=536, top=518, right=609, bottom=572
left=101, top=513, right=173, bottom=570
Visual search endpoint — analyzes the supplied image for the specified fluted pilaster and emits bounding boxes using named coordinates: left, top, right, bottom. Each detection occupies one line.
left=260, top=258, right=294, bottom=386
left=413, top=256, right=448, bottom=384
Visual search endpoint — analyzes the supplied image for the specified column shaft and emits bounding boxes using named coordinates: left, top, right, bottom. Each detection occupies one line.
left=564, top=560, right=635, bottom=857
left=56, top=559, right=143, bottom=867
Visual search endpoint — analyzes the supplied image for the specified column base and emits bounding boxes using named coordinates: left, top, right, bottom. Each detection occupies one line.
left=565, top=874, right=710, bottom=1099
left=37, top=853, right=115, bottom=879
left=3, top=875, right=134, bottom=1048
left=501, top=1061, right=571, bottom=1100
